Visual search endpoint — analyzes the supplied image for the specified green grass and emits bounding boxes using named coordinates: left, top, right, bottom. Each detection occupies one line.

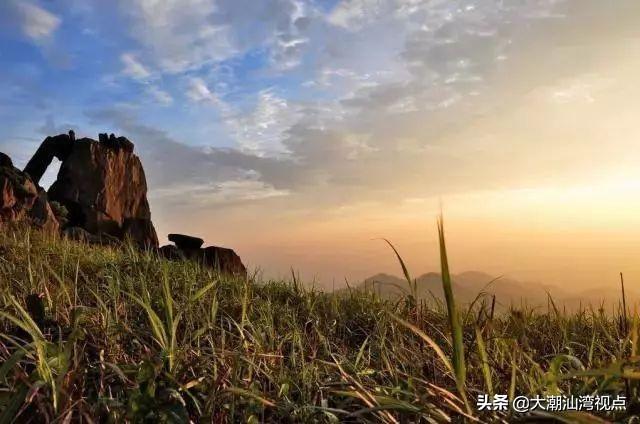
left=0, top=224, right=637, bottom=423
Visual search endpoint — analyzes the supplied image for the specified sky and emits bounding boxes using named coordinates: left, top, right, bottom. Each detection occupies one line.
left=1, top=0, right=640, bottom=291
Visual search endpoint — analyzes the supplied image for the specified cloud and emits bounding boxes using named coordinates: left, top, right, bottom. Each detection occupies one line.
left=146, top=85, right=173, bottom=106
left=151, top=179, right=289, bottom=206
left=116, top=0, right=234, bottom=73
left=84, top=0, right=640, bottom=219
left=224, top=90, right=301, bottom=156
left=10, top=0, right=638, bottom=215
left=85, top=106, right=302, bottom=209
left=15, top=2, right=60, bottom=43
left=121, top=53, right=151, bottom=80
left=38, top=115, right=79, bottom=136
left=327, top=0, right=386, bottom=30
left=186, top=77, right=221, bottom=105
left=117, top=0, right=313, bottom=73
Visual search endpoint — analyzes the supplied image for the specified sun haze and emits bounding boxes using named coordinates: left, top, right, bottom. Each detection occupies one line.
left=1, top=0, right=640, bottom=292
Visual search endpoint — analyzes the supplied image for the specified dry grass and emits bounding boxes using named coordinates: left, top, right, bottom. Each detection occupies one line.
left=0, top=225, right=637, bottom=423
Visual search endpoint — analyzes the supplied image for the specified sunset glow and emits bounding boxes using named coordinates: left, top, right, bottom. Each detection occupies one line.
left=2, top=0, right=640, bottom=292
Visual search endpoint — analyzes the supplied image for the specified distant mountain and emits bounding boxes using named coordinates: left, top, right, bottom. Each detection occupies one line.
left=357, top=271, right=567, bottom=309
left=356, top=271, right=638, bottom=311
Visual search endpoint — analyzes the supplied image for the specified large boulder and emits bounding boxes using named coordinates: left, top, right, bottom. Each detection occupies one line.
left=43, top=134, right=158, bottom=248
left=0, top=152, right=59, bottom=232
left=201, top=246, right=247, bottom=277
left=168, top=233, right=204, bottom=250
left=160, top=233, right=247, bottom=278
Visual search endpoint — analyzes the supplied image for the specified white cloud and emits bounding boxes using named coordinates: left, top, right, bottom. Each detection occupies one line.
left=118, top=0, right=313, bottom=74
left=185, top=81, right=300, bottom=156
left=327, top=0, right=387, bottom=30
left=151, top=179, right=289, bottom=205
left=118, top=0, right=234, bottom=73
left=268, top=0, right=311, bottom=70
left=15, top=2, right=60, bottom=42
left=225, top=90, right=301, bottom=156
left=101, top=0, right=621, bottom=209
left=147, top=85, right=173, bottom=106
left=121, top=53, right=151, bottom=80
left=186, top=77, right=221, bottom=105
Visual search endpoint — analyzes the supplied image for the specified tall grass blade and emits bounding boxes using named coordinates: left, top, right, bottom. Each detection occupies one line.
left=436, top=215, right=466, bottom=389
left=474, top=326, right=493, bottom=397
left=379, top=238, right=417, bottom=302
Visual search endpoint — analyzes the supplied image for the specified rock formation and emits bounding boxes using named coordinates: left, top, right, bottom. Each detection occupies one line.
left=201, top=245, right=247, bottom=277
left=24, top=133, right=75, bottom=184
left=34, top=132, right=159, bottom=248
left=161, top=233, right=247, bottom=278
left=3, top=130, right=246, bottom=276
left=0, top=153, right=59, bottom=232
left=168, top=233, right=204, bottom=250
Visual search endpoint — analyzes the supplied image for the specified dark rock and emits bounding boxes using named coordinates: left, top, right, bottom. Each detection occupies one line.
left=117, top=137, right=134, bottom=153
left=68, top=130, right=75, bottom=142
left=100, top=133, right=134, bottom=153
left=0, top=152, right=12, bottom=168
left=159, top=244, right=184, bottom=260
left=23, top=134, right=74, bottom=184
left=46, top=136, right=158, bottom=248
left=63, top=226, right=122, bottom=246
left=124, top=218, right=158, bottom=248
left=160, top=233, right=247, bottom=278
left=29, top=189, right=59, bottom=233
left=202, top=246, right=247, bottom=277
left=168, top=233, right=204, bottom=250
left=0, top=161, right=58, bottom=232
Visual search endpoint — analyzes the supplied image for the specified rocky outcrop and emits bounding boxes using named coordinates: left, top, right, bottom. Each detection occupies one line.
left=168, top=233, right=204, bottom=250
left=4, top=132, right=157, bottom=247
left=24, top=133, right=75, bottom=184
left=161, top=233, right=247, bottom=278
left=201, top=246, right=247, bottom=277
left=4, top=131, right=247, bottom=276
left=62, top=226, right=120, bottom=245
left=98, top=133, right=134, bottom=153
left=41, top=133, right=158, bottom=248
left=0, top=153, right=59, bottom=232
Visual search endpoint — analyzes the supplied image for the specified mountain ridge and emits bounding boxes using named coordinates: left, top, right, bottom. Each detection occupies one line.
left=356, top=271, right=629, bottom=310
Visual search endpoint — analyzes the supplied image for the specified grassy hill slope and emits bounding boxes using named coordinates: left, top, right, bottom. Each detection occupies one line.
left=0, top=226, right=635, bottom=422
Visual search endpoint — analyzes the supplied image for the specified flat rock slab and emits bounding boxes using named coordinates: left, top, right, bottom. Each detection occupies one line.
left=169, top=233, right=204, bottom=250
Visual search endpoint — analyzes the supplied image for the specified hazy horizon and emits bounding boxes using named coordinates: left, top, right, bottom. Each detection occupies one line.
left=2, top=0, right=640, bottom=292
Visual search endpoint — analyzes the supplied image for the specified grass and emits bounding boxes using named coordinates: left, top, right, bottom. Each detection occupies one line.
left=0, top=224, right=638, bottom=423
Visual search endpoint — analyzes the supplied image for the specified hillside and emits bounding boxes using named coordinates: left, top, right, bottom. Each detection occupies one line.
left=0, top=226, right=635, bottom=422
